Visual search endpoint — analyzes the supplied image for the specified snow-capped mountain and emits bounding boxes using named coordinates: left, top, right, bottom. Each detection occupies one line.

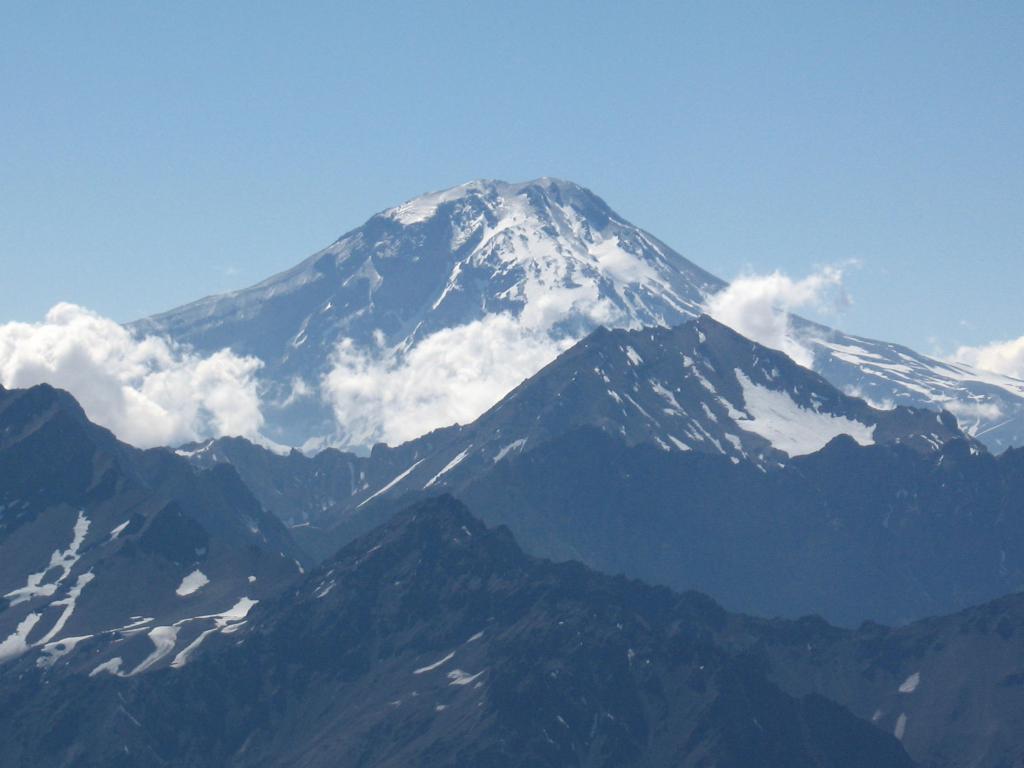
left=134, top=178, right=1024, bottom=450
left=354, top=315, right=965, bottom=495
left=138, top=178, right=718, bottom=355
left=133, top=179, right=721, bottom=447
left=434, top=314, right=965, bottom=469
left=805, top=322, right=1024, bottom=451
left=0, top=383, right=307, bottom=676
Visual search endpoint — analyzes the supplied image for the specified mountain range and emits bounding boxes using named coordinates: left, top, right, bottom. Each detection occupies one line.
left=0, top=347, right=1022, bottom=764
left=3, top=493, right=1024, bottom=768
left=134, top=178, right=1024, bottom=452
left=4, top=178, right=1024, bottom=767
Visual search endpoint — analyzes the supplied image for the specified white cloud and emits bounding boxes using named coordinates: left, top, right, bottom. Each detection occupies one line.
left=320, top=272, right=627, bottom=449
left=279, top=376, right=314, bottom=408
left=842, top=385, right=897, bottom=411
left=952, top=336, right=1024, bottom=380
left=322, top=313, right=575, bottom=447
left=942, top=399, right=1004, bottom=425
left=702, top=266, right=848, bottom=368
left=0, top=303, right=266, bottom=448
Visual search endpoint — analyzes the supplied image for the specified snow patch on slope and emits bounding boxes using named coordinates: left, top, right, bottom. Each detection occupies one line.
left=129, top=626, right=181, bottom=675
left=0, top=613, right=41, bottom=663
left=170, top=597, right=258, bottom=669
left=108, top=520, right=131, bottom=541
left=898, top=672, right=920, bottom=693
left=5, top=511, right=90, bottom=606
left=358, top=459, right=425, bottom=508
left=414, top=651, right=455, bottom=674
left=448, top=668, right=486, bottom=686
left=175, top=569, right=209, bottom=597
left=89, top=657, right=123, bottom=677
left=493, top=438, right=526, bottom=463
left=36, top=570, right=95, bottom=645
left=37, top=634, right=93, bottom=669
left=733, top=370, right=875, bottom=456
left=424, top=448, right=470, bottom=488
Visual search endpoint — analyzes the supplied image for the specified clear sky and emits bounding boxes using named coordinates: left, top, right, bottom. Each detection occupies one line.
left=2, top=1, right=1021, bottom=355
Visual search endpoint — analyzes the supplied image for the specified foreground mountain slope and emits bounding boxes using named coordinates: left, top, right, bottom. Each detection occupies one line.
left=135, top=178, right=1024, bottom=450
left=0, top=384, right=307, bottom=677
left=0, top=496, right=914, bottom=768
left=176, top=320, right=1010, bottom=627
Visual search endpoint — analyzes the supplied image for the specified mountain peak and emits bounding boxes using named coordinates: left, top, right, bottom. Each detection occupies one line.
left=355, top=493, right=490, bottom=550
left=378, top=176, right=615, bottom=228
left=0, top=382, right=113, bottom=454
left=137, top=177, right=722, bottom=447
left=322, top=494, right=520, bottom=583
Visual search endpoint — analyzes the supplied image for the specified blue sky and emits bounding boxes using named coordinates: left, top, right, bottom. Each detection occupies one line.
left=1, top=1, right=1021, bottom=354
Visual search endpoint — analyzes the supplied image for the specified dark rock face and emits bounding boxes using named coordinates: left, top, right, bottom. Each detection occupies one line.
left=0, top=497, right=914, bottom=768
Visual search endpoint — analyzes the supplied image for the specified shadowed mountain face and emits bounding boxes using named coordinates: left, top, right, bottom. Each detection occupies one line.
left=0, top=497, right=915, bottom=768
left=135, top=178, right=1024, bottom=450
left=457, top=428, right=1024, bottom=627
left=0, top=384, right=307, bottom=678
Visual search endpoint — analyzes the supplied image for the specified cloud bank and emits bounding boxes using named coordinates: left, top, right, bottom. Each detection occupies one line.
left=952, top=336, right=1024, bottom=381
left=320, top=276, right=627, bottom=448
left=322, top=313, right=574, bottom=447
left=703, top=266, right=848, bottom=368
left=0, top=303, right=266, bottom=448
